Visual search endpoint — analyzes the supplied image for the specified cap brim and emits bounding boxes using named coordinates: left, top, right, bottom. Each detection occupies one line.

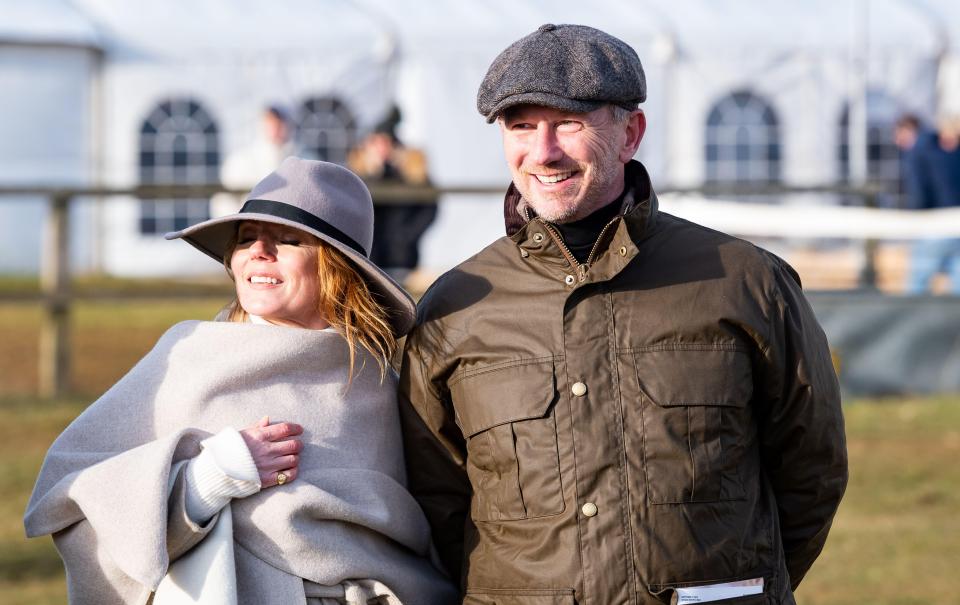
left=166, top=213, right=416, bottom=337
left=484, top=91, right=605, bottom=123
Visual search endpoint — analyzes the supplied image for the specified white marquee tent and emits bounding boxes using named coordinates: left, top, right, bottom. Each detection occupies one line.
left=0, top=0, right=101, bottom=272
left=1, top=0, right=957, bottom=274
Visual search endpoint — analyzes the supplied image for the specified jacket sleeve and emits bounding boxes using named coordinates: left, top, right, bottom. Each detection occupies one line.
left=756, top=259, right=848, bottom=589
left=398, top=323, right=473, bottom=586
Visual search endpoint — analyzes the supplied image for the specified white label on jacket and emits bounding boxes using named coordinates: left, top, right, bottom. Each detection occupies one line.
left=675, top=578, right=763, bottom=603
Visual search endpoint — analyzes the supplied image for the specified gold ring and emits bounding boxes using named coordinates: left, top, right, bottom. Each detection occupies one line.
left=276, top=471, right=288, bottom=486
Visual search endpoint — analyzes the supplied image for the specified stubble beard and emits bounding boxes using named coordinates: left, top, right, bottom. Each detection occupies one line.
left=519, top=157, right=623, bottom=224
left=523, top=185, right=581, bottom=223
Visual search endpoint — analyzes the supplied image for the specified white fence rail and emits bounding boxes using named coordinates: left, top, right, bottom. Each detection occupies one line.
left=0, top=182, right=950, bottom=396
left=661, top=195, right=960, bottom=239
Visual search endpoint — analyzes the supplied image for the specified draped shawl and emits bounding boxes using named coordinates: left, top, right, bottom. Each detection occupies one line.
left=24, top=321, right=456, bottom=605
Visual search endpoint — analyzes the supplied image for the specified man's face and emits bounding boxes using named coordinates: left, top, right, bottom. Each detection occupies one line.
left=367, top=133, right=394, bottom=164
left=500, top=104, right=645, bottom=223
left=894, top=125, right=918, bottom=151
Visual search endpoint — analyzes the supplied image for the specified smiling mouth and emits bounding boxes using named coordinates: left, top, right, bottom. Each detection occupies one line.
left=533, top=171, right=575, bottom=184
left=249, top=275, right=282, bottom=285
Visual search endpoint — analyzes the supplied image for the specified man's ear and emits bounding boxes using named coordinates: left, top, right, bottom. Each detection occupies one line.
left=619, top=110, right=646, bottom=163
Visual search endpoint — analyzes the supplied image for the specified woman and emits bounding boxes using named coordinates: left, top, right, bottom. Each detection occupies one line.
left=24, top=158, right=457, bottom=605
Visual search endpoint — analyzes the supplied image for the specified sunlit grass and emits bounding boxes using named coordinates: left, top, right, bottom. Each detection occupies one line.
left=0, top=299, right=227, bottom=396
left=796, top=397, right=960, bottom=605
left=0, top=397, right=85, bottom=604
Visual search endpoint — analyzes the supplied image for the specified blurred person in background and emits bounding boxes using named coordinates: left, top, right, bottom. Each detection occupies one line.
left=24, top=158, right=456, bottom=605
left=399, top=24, right=847, bottom=604
left=899, top=113, right=960, bottom=294
left=349, top=106, right=437, bottom=284
left=893, top=113, right=923, bottom=157
left=213, top=104, right=300, bottom=216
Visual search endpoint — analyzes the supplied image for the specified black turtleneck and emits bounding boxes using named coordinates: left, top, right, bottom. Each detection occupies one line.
left=552, top=188, right=626, bottom=264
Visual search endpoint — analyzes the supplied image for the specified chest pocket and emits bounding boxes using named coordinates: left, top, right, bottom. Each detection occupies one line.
left=634, top=348, right=753, bottom=504
left=451, top=360, right=564, bottom=522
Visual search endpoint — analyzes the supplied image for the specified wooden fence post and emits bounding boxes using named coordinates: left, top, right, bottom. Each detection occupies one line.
left=858, top=190, right=879, bottom=289
left=39, top=193, right=71, bottom=398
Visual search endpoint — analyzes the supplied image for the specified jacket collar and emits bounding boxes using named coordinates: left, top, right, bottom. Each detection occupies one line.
left=503, top=160, right=660, bottom=286
left=503, top=159, right=659, bottom=239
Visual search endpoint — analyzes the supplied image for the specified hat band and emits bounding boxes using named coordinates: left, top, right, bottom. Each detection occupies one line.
left=240, top=199, right=367, bottom=256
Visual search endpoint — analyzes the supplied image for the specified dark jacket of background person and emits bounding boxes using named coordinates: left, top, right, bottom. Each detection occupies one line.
left=349, top=128, right=438, bottom=273
left=399, top=160, right=848, bottom=604
left=902, top=130, right=960, bottom=210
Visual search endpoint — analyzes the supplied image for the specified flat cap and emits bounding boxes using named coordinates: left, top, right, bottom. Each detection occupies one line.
left=477, top=23, right=646, bottom=123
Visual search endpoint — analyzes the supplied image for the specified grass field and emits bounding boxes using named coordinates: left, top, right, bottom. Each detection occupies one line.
left=0, top=299, right=226, bottom=396
left=1, top=300, right=959, bottom=603
left=1, top=299, right=228, bottom=604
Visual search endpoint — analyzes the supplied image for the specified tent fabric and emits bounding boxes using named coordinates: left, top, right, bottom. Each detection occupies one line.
left=355, top=0, right=940, bottom=56
left=72, top=0, right=390, bottom=57
left=0, top=0, right=101, bottom=48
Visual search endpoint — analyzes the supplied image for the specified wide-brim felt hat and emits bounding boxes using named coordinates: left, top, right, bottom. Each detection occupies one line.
left=165, top=156, right=416, bottom=337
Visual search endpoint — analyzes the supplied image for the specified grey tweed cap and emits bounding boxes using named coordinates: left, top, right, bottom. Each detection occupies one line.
left=477, top=23, right=646, bottom=123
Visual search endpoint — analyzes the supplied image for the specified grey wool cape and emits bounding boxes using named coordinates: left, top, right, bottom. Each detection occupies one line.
left=24, top=321, right=457, bottom=605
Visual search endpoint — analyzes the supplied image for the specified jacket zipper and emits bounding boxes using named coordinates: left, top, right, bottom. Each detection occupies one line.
left=536, top=217, right=621, bottom=282
left=585, top=218, right=620, bottom=266
left=537, top=218, right=580, bottom=271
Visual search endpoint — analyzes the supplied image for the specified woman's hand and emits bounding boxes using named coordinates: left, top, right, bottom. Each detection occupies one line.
left=239, top=416, right=303, bottom=487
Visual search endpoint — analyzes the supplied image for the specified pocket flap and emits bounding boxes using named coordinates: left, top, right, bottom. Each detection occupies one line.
left=634, top=348, right=752, bottom=407
left=451, top=361, right=556, bottom=437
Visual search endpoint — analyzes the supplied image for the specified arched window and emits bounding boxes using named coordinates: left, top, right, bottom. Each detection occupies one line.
left=705, top=91, right=781, bottom=184
left=294, top=97, right=357, bottom=165
left=138, top=98, right=219, bottom=235
left=837, top=90, right=903, bottom=190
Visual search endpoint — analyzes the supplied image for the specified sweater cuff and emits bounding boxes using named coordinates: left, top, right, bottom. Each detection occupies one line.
left=183, top=428, right=261, bottom=523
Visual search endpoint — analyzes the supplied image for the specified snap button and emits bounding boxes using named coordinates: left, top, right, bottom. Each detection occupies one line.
left=532, top=233, right=545, bottom=243
left=571, top=381, right=587, bottom=397
left=538, top=24, right=557, bottom=33
left=564, top=274, right=575, bottom=286
left=619, top=246, right=627, bottom=256
left=581, top=502, right=598, bottom=517
left=520, top=248, right=529, bottom=258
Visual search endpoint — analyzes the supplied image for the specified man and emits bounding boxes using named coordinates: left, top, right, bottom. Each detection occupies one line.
left=348, top=106, right=438, bottom=283
left=895, top=113, right=932, bottom=213
left=898, top=114, right=960, bottom=294
left=400, top=24, right=847, bottom=604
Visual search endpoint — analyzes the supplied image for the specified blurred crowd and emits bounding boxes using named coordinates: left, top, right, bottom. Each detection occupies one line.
left=212, top=101, right=960, bottom=295
left=214, top=104, right=437, bottom=286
